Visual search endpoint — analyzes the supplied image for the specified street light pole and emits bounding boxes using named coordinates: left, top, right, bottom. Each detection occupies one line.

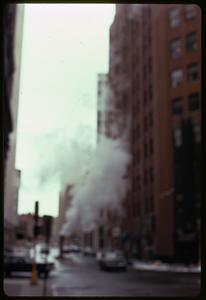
left=30, top=201, right=39, bottom=285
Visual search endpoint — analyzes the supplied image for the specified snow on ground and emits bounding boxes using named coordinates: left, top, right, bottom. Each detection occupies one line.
left=132, top=260, right=201, bottom=273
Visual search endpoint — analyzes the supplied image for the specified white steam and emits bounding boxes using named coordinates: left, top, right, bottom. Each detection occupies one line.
left=61, top=134, right=131, bottom=236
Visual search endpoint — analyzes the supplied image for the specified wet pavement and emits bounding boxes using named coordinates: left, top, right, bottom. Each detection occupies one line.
left=3, top=247, right=201, bottom=297
left=48, top=253, right=201, bottom=297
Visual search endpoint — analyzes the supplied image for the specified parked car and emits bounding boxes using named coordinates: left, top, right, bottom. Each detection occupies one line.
left=83, top=247, right=95, bottom=256
left=98, top=250, right=127, bottom=271
left=62, top=244, right=81, bottom=254
left=4, top=255, right=54, bottom=278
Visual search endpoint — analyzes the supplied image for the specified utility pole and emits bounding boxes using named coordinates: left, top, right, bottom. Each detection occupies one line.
left=42, top=215, right=53, bottom=297
left=30, top=201, right=39, bottom=285
left=59, top=235, right=65, bottom=259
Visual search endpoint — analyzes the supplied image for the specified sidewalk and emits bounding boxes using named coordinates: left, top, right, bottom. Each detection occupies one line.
left=131, top=260, right=201, bottom=273
left=4, top=278, right=52, bottom=297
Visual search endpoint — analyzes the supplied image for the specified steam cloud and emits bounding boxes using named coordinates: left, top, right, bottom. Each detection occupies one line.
left=61, top=134, right=131, bottom=236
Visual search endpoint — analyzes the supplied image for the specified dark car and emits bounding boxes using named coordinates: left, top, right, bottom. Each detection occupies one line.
left=98, top=250, right=127, bottom=271
left=40, top=247, right=50, bottom=255
left=4, top=255, right=54, bottom=278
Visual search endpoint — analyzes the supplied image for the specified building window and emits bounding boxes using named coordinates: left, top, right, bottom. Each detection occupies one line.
left=137, top=149, right=140, bottom=163
left=150, top=195, right=154, bottom=212
left=144, top=116, right=148, bottom=131
left=170, top=38, right=181, bottom=59
left=187, top=63, right=198, bottom=82
left=186, top=32, right=197, bottom=52
left=174, top=128, right=182, bottom=147
left=169, top=7, right=181, bottom=28
left=149, top=139, right=153, bottom=154
left=151, top=215, right=155, bottom=231
left=177, top=207, right=184, bottom=214
left=150, top=168, right=154, bottom=183
left=143, top=90, right=147, bottom=105
left=171, top=69, right=183, bottom=87
left=137, top=125, right=140, bottom=139
left=144, top=171, right=148, bottom=186
left=148, top=57, right=152, bottom=73
left=145, top=197, right=149, bottom=213
left=137, top=175, right=141, bottom=189
left=172, top=97, right=183, bottom=114
left=188, top=93, right=199, bottom=111
left=193, top=124, right=201, bottom=143
left=149, top=84, right=153, bottom=100
left=149, top=112, right=153, bottom=127
left=143, top=64, right=147, bottom=80
left=134, top=126, right=140, bottom=142
left=185, top=5, right=196, bottom=20
left=137, top=99, right=140, bottom=113
left=176, top=194, right=184, bottom=202
left=144, top=143, right=148, bottom=158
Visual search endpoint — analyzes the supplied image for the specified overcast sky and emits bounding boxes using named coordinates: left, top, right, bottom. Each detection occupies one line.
left=16, top=4, right=115, bottom=217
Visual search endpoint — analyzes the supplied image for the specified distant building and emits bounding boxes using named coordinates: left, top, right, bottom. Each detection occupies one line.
left=107, top=4, right=201, bottom=263
left=16, top=213, right=34, bottom=243
left=16, top=213, right=46, bottom=246
left=4, top=4, right=24, bottom=252
left=56, top=184, right=74, bottom=243
left=51, top=216, right=59, bottom=245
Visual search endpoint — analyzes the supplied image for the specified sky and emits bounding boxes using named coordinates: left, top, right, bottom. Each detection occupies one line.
left=16, top=4, right=115, bottom=217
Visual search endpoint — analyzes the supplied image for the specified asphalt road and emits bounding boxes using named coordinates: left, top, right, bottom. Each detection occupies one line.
left=48, top=253, right=201, bottom=297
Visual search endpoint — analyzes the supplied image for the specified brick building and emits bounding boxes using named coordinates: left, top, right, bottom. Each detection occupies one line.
left=107, top=4, right=201, bottom=263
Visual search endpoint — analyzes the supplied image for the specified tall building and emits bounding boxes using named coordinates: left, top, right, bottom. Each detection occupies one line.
left=161, top=4, right=201, bottom=263
left=108, top=4, right=201, bottom=263
left=4, top=4, right=24, bottom=251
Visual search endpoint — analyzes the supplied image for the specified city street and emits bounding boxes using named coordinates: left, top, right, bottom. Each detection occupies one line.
left=4, top=4, right=202, bottom=299
left=4, top=249, right=201, bottom=297
left=49, top=254, right=200, bottom=297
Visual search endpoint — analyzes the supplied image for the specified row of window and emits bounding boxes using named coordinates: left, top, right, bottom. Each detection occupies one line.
left=144, top=139, right=154, bottom=158
left=134, top=167, right=154, bottom=190
left=171, top=62, right=199, bottom=87
left=144, top=112, right=153, bottom=131
left=144, top=195, right=154, bottom=214
left=169, top=5, right=197, bottom=28
left=170, top=31, right=197, bottom=59
left=176, top=193, right=201, bottom=204
left=133, top=139, right=154, bottom=169
left=174, top=123, right=201, bottom=147
left=133, top=114, right=153, bottom=142
left=143, top=84, right=153, bottom=102
left=172, top=93, right=200, bottom=114
left=144, top=168, right=154, bottom=186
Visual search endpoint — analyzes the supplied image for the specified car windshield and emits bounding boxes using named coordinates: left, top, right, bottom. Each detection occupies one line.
left=105, top=251, right=125, bottom=260
left=104, top=251, right=124, bottom=259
